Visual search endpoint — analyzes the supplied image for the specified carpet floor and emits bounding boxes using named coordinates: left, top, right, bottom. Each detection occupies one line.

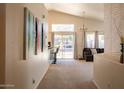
left=37, top=59, right=97, bottom=89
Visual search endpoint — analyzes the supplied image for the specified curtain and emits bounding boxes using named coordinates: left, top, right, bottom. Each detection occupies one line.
left=74, top=32, right=78, bottom=59
left=95, top=31, right=98, bottom=48
left=84, top=31, right=86, bottom=48
left=74, top=31, right=84, bottom=59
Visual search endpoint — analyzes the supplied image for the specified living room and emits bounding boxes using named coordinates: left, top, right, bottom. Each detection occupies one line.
left=47, top=4, right=104, bottom=62
left=44, top=3, right=124, bottom=89
left=0, top=2, right=124, bottom=91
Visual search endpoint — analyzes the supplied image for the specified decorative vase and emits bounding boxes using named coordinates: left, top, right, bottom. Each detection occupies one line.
left=120, top=43, right=124, bottom=63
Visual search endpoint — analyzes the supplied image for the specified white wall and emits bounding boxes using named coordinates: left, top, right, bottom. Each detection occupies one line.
left=94, top=54, right=124, bottom=89
left=104, top=4, right=124, bottom=53
left=48, top=11, right=104, bottom=58
left=94, top=3, right=124, bottom=89
left=5, top=4, right=49, bottom=88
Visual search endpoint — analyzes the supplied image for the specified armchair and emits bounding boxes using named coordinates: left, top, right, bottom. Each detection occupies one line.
left=83, top=48, right=104, bottom=62
left=83, top=48, right=93, bottom=61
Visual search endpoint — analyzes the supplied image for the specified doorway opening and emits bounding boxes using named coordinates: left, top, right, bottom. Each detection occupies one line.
left=54, top=33, right=74, bottom=59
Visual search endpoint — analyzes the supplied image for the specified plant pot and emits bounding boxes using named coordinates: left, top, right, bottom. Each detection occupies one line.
left=120, top=43, right=124, bottom=63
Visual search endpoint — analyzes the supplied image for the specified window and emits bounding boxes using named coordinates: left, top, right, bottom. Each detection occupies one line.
left=85, top=31, right=104, bottom=48
left=52, top=24, right=74, bottom=32
left=85, top=32, right=95, bottom=48
left=98, top=33, right=104, bottom=48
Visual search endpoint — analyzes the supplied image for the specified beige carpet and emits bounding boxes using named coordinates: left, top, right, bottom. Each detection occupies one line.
left=37, top=59, right=97, bottom=89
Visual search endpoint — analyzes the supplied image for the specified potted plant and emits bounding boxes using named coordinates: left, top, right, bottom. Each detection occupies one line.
left=120, top=37, right=124, bottom=63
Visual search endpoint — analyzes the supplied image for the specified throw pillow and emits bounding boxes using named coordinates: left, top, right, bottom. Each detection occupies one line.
left=91, top=49, right=97, bottom=55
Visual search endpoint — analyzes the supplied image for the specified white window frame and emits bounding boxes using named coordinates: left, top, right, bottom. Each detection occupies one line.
left=52, top=24, right=74, bottom=32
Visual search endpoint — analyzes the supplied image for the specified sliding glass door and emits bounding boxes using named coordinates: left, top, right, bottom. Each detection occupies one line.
left=54, top=34, right=74, bottom=59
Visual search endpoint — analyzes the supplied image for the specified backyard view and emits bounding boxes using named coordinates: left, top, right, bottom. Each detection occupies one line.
left=54, top=34, right=74, bottom=58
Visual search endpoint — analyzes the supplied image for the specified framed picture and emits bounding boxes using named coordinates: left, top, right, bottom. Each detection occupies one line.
left=41, top=23, right=44, bottom=52
left=28, top=11, right=35, bottom=56
left=41, top=22, right=48, bottom=52
left=23, top=7, right=35, bottom=59
left=35, top=18, right=42, bottom=54
left=23, top=7, right=45, bottom=59
left=35, top=18, right=38, bottom=55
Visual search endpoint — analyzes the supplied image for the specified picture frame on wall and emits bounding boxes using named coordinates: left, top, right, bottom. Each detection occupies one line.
left=35, top=18, right=38, bottom=55
left=28, top=11, right=35, bottom=57
left=23, top=7, right=29, bottom=60
left=23, top=7, right=35, bottom=59
left=41, top=22, right=48, bottom=52
left=23, top=7, right=45, bottom=59
left=41, top=23, right=44, bottom=52
left=35, top=18, right=42, bottom=55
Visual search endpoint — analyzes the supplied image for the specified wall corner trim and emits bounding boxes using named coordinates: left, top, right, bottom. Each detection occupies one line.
left=34, top=64, right=49, bottom=89
left=92, top=80, right=100, bottom=89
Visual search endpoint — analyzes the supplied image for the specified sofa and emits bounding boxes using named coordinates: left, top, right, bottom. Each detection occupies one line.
left=83, top=48, right=104, bottom=62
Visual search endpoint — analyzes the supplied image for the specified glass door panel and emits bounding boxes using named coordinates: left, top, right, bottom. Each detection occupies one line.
left=54, top=35, right=63, bottom=58
left=54, top=34, right=74, bottom=59
left=62, top=35, right=74, bottom=58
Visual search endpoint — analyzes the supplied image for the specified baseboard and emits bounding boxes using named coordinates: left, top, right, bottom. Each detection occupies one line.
left=92, top=80, right=100, bottom=89
left=34, top=64, right=50, bottom=89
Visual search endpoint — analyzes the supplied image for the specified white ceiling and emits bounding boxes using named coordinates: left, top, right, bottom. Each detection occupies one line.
left=45, top=3, right=104, bottom=21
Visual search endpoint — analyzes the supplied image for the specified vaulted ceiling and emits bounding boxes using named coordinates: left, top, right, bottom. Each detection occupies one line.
left=45, top=3, right=104, bottom=21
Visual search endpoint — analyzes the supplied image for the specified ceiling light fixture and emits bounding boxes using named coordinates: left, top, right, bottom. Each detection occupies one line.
left=80, top=11, right=88, bottom=31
